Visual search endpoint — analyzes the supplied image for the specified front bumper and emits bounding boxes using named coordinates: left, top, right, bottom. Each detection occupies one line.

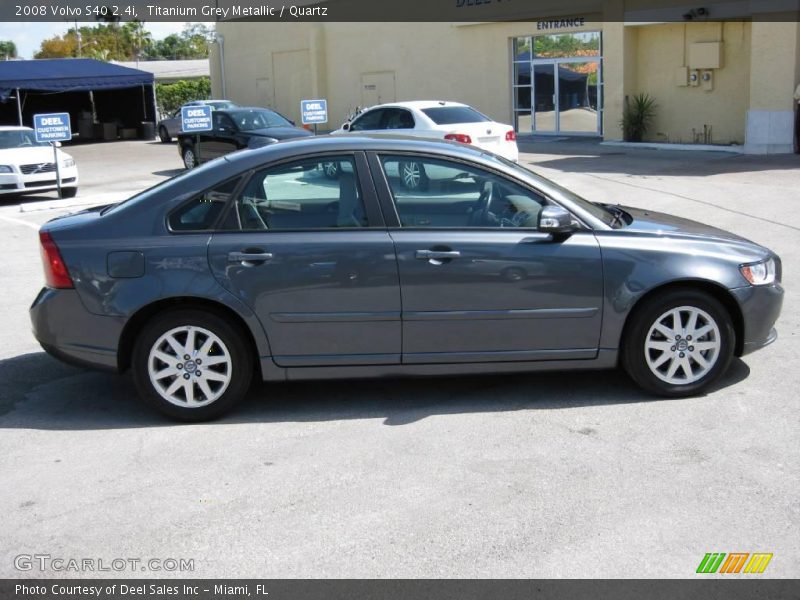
left=0, top=166, right=79, bottom=195
left=30, top=287, right=124, bottom=372
left=731, top=283, right=784, bottom=356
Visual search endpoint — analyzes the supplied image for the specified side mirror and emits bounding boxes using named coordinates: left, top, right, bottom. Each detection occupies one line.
left=342, top=122, right=350, bottom=131
left=538, top=205, right=575, bottom=234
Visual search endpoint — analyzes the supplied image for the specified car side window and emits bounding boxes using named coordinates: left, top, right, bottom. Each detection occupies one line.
left=214, top=113, right=235, bottom=131
left=168, top=177, right=241, bottom=232
left=383, top=108, right=415, bottom=130
left=224, top=156, right=369, bottom=231
left=349, top=109, right=384, bottom=131
left=379, top=155, right=547, bottom=229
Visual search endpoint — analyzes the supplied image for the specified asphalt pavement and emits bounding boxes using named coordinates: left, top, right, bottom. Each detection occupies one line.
left=0, top=138, right=797, bottom=578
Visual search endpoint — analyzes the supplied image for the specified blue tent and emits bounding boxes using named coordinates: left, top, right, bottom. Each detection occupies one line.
left=0, top=58, right=153, bottom=100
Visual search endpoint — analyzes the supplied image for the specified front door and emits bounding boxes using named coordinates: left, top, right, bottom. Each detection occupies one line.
left=208, top=153, right=401, bottom=367
left=373, top=153, right=604, bottom=363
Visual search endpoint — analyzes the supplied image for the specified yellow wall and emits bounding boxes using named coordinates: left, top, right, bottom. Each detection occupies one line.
left=630, top=21, right=750, bottom=145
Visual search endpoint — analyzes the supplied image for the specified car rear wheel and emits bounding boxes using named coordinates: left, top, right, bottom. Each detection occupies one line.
left=159, top=126, right=171, bottom=143
left=622, top=289, right=734, bottom=397
left=399, top=161, right=428, bottom=191
left=182, top=146, right=197, bottom=169
left=132, top=310, right=253, bottom=421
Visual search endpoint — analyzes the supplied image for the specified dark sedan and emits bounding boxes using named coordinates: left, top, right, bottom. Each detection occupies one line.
left=31, top=136, right=783, bottom=420
left=177, top=107, right=312, bottom=169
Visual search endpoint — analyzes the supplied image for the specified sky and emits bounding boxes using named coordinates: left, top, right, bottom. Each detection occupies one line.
left=0, top=22, right=211, bottom=59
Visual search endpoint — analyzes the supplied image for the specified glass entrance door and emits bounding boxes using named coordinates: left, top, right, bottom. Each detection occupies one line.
left=513, top=32, right=603, bottom=136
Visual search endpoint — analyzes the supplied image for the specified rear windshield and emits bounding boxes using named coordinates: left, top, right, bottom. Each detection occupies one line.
left=422, top=106, right=490, bottom=125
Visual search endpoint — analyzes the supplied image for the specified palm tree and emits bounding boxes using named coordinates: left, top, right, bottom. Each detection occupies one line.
left=0, top=40, right=17, bottom=60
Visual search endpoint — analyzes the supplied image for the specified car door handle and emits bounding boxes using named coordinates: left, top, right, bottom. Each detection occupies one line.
left=228, top=251, right=273, bottom=263
left=415, top=250, right=461, bottom=260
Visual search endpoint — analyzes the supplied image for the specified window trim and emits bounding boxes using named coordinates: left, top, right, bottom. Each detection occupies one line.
left=367, top=150, right=591, bottom=232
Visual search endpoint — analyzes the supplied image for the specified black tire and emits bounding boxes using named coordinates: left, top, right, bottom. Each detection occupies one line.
left=159, top=126, right=171, bottom=143
left=182, top=145, right=197, bottom=169
left=61, top=187, right=78, bottom=198
left=622, top=289, right=734, bottom=397
left=399, top=161, right=428, bottom=191
left=132, top=309, right=253, bottom=421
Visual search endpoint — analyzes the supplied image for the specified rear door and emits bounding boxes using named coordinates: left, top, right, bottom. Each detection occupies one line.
left=208, top=152, right=401, bottom=367
left=370, top=152, right=604, bottom=364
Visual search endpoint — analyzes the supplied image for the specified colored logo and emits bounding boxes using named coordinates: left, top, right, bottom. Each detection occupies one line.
left=696, top=553, right=773, bottom=574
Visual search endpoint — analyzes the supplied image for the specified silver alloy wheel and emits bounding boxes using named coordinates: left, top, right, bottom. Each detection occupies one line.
left=401, top=162, right=422, bottom=189
left=147, top=325, right=232, bottom=408
left=323, top=161, right=339, bottom=178
left=183, top=148, right=196, bottom=169
left=644, top=305, right=721, bottom=385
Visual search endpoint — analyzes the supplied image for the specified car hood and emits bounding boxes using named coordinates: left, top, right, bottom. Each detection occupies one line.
left=0, top=145, right=73, bottom=165
left=244, top=127, right=313, bottom=140
left=621, top=205, right=754, bottom=244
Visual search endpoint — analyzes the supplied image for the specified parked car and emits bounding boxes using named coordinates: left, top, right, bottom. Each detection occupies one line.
left=177, top=107, right=312, bottom=169
left=157, top=100, right=240, bottom=143
left=0, top=126, right=79, bottom=198
left=31, top=136, right=783, bottom=421
left=330, top=100, right=519, bottom=188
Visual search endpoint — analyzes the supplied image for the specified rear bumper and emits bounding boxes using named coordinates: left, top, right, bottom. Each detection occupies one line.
left=731, top=283, right=784, bottom=356
left=30, top=287, right=124, bottom=372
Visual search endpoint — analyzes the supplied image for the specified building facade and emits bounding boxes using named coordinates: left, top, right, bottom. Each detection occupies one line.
left=211, top=1, right=800, bottom=153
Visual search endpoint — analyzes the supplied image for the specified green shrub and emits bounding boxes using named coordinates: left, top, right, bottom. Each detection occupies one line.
left=156, top=78, right=211, bottom=116
left=621, top=93, right=657, bottom=142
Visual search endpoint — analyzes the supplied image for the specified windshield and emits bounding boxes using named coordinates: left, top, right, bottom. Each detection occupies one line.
left=422, top=106, right=490, bottom=125
left=228, top=109, right=292, bottom=131
left=0, top=129, right=47, bottom=149
left=484, top=153, right=618, bottom=227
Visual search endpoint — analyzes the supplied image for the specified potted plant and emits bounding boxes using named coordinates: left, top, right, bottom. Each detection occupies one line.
left=621, top=93, right=657, bottom=142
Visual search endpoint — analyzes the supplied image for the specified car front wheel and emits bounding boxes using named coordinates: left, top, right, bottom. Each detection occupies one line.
left=622, top=289, right=734, bottom=397
left=159, top=126, right=171, bottom=143
left=132, top=310, right=253, bottom=421
left=61, top=187, right=78, bottom=198
left=182, top=146, right=197, bottom=169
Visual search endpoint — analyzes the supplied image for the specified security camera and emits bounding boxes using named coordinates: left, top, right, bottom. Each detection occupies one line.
left=696, top=7, right=708, bottom=16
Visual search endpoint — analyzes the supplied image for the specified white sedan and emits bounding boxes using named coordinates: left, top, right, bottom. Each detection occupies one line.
left=0, top=126, right=79, bottom=198
left=333, top=100, right=518, bottom=161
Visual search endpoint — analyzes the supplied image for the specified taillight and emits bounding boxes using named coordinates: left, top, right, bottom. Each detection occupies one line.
left=444, top=133, right=472, bottom=144
left=39, top=231, right=73, bottom=289
left=505, top=130, right=516, bottom=141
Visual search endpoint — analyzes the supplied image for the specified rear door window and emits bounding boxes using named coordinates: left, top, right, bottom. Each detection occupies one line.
left=225, top=156, right=369, bottom=230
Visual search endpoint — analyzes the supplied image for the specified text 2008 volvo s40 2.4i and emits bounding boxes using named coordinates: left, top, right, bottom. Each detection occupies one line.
left=31, top=136, right=783, bottom=420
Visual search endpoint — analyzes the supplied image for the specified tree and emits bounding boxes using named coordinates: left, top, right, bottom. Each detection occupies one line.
left=0, top=40, right=17, bottom=59
left=148, top=24, right=213, bottom=60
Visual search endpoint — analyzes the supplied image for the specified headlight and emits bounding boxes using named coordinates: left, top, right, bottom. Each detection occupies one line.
left=0, top=165, right=13, bottom=173
left=740, top=258, right=776, bottom=286
left=61, top=158, right=75, bottom=168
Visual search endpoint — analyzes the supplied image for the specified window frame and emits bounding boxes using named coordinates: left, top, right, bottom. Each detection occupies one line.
left=366, top=151, right=590, bottom=232
left=165, top=174, right=247, bottom=234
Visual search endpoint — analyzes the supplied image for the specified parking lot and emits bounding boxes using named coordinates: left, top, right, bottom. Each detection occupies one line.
left=0, top=139, right=798, bottom=578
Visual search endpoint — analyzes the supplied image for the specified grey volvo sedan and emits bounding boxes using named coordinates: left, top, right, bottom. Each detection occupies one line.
left=31, top=136, right=783, bottom=420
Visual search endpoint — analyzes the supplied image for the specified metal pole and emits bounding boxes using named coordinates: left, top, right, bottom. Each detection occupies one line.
left=53, top=143, right=63, bottom=199
left=16, top=88, right=23, bottom=126
left=196, top=134, right=201, bottom=165
left=217, top=34, right=227, bottom=98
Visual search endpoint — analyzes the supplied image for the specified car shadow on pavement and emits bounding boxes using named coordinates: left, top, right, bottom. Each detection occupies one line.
left=0, top=351, right=751, bottom=431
